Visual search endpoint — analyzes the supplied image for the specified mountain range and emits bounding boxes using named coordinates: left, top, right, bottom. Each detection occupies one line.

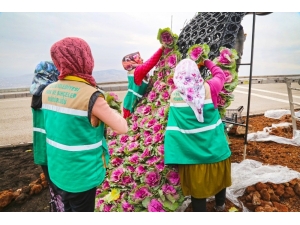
left=0, top=69, right=128, bottom=89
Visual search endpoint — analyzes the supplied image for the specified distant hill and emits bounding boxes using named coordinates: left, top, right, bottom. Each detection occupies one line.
left=0, top=69, right=128, bottom=89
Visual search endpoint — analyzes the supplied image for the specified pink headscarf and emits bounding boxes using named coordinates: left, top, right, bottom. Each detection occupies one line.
left=50, top=37, right=97, bottom=87
left=122, top=52, right=141, bottom=71
left=173, top=58, right=205, bottom=122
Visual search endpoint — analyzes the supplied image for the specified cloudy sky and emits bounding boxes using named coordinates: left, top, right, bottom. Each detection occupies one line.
left=1, top=2, right=299, bottom=81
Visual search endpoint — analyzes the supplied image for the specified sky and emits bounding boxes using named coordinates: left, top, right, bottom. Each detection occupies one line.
left=1, top=1, right=300, bottom=81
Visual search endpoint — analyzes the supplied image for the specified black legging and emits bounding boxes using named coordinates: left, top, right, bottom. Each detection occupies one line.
left=191, top=188, right=226, bottom=212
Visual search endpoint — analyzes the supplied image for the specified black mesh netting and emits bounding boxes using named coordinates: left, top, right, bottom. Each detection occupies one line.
left=177, top=12, right=247, bottom=78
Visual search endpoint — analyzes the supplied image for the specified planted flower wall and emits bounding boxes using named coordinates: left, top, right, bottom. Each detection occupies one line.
left=95, top=27, right=239, bottom=212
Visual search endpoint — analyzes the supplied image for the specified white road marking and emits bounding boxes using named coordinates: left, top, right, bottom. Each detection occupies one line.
left=235, top=86, right=300, bottom=99
left=233, top=90, right=289, bottom=103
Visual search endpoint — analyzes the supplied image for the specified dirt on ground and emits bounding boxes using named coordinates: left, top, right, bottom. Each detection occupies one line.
left=1, top=113, right=300, bottom=212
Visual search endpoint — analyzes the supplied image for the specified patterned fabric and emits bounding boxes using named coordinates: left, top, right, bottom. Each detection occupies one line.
left=173, top=58, right=205, bottom=122
left=30, top=61, right=59, bottom=96
left=122, top=52, right=141, bottom=71
left=50, top=37, right=97, bottom=87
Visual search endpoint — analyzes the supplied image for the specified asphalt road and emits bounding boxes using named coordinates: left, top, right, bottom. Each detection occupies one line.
left=1, top=83, right=300, bottom=146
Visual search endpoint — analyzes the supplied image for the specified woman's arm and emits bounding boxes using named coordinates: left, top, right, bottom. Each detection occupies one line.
left=205, top=59, right=226, bottom=95
left=134, top=46, right=164, bottom=85
left=92, top=97, right=128, bottom=134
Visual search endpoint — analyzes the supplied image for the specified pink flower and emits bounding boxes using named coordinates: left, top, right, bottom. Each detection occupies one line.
left=144, top=136, right=153, bottom=146
left=127, top=165, right=135, bottom=173
left=133, top=187, right=151, bottom=200
left=167, top=76, right=174, bottom=86
left=159, top=60, right=166, bottom=67
left=141, top=148, right=150, bottom=159
left=157, top=145, right=164, bottom=155
left=140, top=117, right=149, bottom=126
left=103, top=204, right=114, bottom=212
left=129, top=153, right=140, bottom=164
left=168, top=54, right=177, bottom=68
left=145, top=171, right=161, bottom=187
left=162, top=91, right=170, bottom=100
left=109, top=92, right=119, bottom=101
left=224, top=70, right=233, bottom=83
left=128, top=141, right=139, bottom=151
left=143, top=105, right=152, bottom=115
left=101, top=180, right=110, bottom=190
left=111, top=157, right=123, bottom=167
left=147, top=118, right=157, bottom=128
left=136, top=105, right=144, bottom=113
left=132, top=121, right=139, bottom=132
left=158, top=71, right=164, bottom=80
left=108, top=148, right=114, bottom=155
left=218, top=48, right=232, bottom=65
left=143, top=130, right=151, bottom=138
left=135, top=165, right=146, bottom=176
left=122, top=201, right=134, bottom=212
left=155, top=100, right=161, bottom=107
left=146, top=156, right=160, bottom=165
left=122, top=175, right=133, bottom=185
left=166, top=171, right=180, bottom=185
left=117, top=146, right=125, bottom=153
left=153, top=133, right=163, bottom=143
left=155, top=161, right=165, bottom=171
left=190, top=46, right=203, bottom=61
left=132, top=114, right=138, bottom=121
left=153, top=123, right=162, bottom=133
left=120, top=135, right=129, bottom=144
left=148, top=199, right=165, bottom=212
left=108, top=140, right=117, bottom=146
left=96, top=199, right=104, bottom=208
left=164, top=47, right=172, bottom=55
left=158, top=107, right=165, bottom=117
left=217, top=95, right=226, bottom=107
left=111, top=168, right=124, bottom=182
left=161, top=31, right=173, bottom=45
left=147, top=91, right=157, bottom=102
left=162, top=184, right=176, bottom=195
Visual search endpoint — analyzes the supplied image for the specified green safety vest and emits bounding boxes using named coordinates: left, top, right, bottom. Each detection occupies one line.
left=164, top=90, right=231, bottom=165
left=123, top=73, right=149, bottom=113
left=42, top=80, right=109, bottom=192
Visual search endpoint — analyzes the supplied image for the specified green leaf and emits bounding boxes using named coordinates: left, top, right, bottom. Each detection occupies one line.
left=163, top=200, right=179, bottom=211
left=142, top=197, right=151, bottom=208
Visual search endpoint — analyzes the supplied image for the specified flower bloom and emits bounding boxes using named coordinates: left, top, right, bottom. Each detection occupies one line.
left=143, top=130, right=151, bottom=137
left=144, top=136, right=153, bottom=146
left=132, top=121, right=139, bottom=132
left=190, top=46, right=203, bottom=61
left=109, top=92, right=119, bottom=101
left=102, top=180, right=110, bottom=190
left=111, top=168, right=124, bottom=182
left=108, top=148, right=114, bottom=155
left=168, top=54, right=177, bottom=68
left=145, top=171, right=161, bottom=187
left=117, top=146, right=125, bottom=154
left=129, top=153, right=140, bottom=164
left=147, top=118, right=157, bottom=128
left=120, top=135, right=129, bottom=144
left=140, top=148, right=150, bottom=159
left=155, top=161, right=165, bottom=171
left=162, top=91, right=170, bottom=100
left=148, top=199, right=165, bottom=212
left=146, top=156, right=160, bottom=165
left=157, top=145, right=164, bottom=155
left=218, top=48, right=232, bottom=65
left=103, top=204, right=114, bottom=212
left=162, top=184, right=176, bottom=195
left=131, top=114, right=138, bottom=121
left=108, top=140, right=117, bottom=146
left=217, top=95, right=226, bottom=107
left=161, top=31, right=173, bottom=45
left=148, top=91, right=157, bottom=102
left=128, top=141, right=139, bottom=151
left=111, top=157, right=123, bottom=167
left=122, top=175, right=133, bottom=185
left=127, top=165, right=135, bottom=173
left=122, top=201, right=134, bottom=212
left=96, top=199, right=104, bottom=208
left=158, top=107, right=165, bottom=117
left=135, top=165, right=146, bottom=176
left=153, top=123, right=162, bottom=133
left=224, top=70, right=233, bottom=83
left=133, top=187, right=152, bottom=201
left=153, top=133, right=164, bottom=143
left=166, top=171, right=180, bottom=185
left=143, top=105, right=152, bottom=115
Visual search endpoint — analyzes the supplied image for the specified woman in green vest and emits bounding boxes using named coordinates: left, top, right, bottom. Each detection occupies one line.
left=122, top=46, right=164, bottom=118
left=30, top=61, right=64, bottom=211
left=164, top=58, right=232, bottom=212
left=42, top=37, right=128, bottom=212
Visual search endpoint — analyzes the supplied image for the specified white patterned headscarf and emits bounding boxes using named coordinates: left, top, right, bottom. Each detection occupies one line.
left=173, top=58, right=205, bottom=122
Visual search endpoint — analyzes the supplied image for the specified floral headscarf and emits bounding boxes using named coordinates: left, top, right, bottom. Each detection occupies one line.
left=50, top=37, right=97, bottom=87
left=30, top=61, right=59, bottom=96
left=173, top=58, right=205, bottom=122
left=122, top=52, right=141, bottom=71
